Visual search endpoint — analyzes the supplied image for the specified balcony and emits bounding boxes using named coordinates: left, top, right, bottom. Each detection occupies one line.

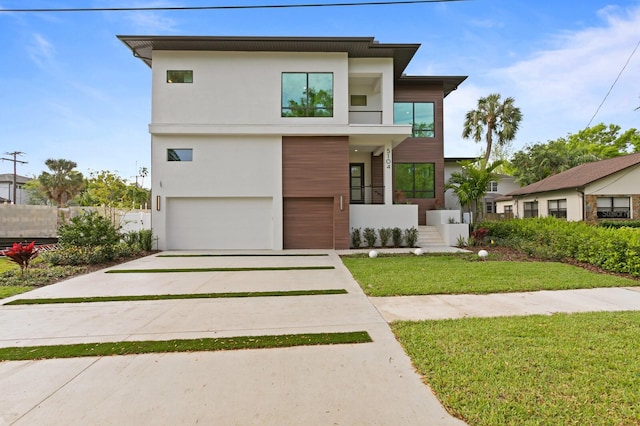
left=349, top=110, right=382, bottom=125
left=350, top=185, right=385, bottom=205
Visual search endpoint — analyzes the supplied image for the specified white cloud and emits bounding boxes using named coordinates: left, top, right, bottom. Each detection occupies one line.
left=96, top=0, right=179, bottom=33
left=445, top=3, right=640, bottom=156
left=27, top=33, right=55, bottom=68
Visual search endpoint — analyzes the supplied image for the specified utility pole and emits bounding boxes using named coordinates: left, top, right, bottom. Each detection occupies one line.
left=1, top=151, right=27, bottom=204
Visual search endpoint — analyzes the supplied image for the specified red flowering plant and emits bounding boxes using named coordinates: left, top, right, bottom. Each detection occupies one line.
left=1, top=241, right=39, bottom=276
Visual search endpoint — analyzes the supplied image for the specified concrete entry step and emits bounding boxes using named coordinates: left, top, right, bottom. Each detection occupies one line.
left=417, top=225, right=446, bottom=247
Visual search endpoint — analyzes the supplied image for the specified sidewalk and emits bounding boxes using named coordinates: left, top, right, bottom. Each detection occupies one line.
left=370, top=287, right=640, bottom=322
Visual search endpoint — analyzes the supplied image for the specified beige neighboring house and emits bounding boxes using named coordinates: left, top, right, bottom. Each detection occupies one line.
left=496, top=153, right=640, bottom=221
left=0, top=173, right=31, bottom=205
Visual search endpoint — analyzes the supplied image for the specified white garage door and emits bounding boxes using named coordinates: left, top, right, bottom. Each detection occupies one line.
left=166, top=197, right=273, bottom=250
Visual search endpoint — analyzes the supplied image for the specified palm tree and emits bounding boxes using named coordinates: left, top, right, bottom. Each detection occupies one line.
left=445, top=159, right=502, bottom=223
left=38, top=159, right=85, bottom=207
left=462, top=93, right=522, bottom=168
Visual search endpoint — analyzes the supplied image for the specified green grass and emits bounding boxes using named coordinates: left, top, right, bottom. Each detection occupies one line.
left=0, top=257, right=18, bottom=273
left=392, top=311, right=640, bottom=425
left=342, top=254, right=638, bottom=296
left=0, top=331, right=372, bottom=361
left=5, top=289, right=348, bottom=305
left=106, top=266, right=335, bottom=273
left=0, top=286, right=32, bottom=298
left=156, top=253, right=329, bottom=257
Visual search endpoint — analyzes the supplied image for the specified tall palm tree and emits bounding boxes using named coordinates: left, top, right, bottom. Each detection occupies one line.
left=445, top=160, right=502, bottom=223
left=462, top=93, right=522, bottom=168
left=38, top=158, right=85, bottom=207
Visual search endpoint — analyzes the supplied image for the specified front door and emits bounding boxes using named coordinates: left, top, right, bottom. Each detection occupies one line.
left=350, top=163, right=364, bottom=204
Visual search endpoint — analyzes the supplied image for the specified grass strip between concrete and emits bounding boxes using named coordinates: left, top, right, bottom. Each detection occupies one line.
left=105, top=266, right=335, bottom=273
left=157, top=254, right=329, bottom=257
left=0, top=331, right=372, bottom=361
left=4, top=289, right=348, bottom=305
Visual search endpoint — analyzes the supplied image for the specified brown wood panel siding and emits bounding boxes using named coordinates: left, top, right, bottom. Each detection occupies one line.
left=282, top=136, right=349, bottom=249
left=393, top=83, right=445, bottom=225
left=283, top=198, right=333, bottom=249
left=371, top=153, right=384, bottom=204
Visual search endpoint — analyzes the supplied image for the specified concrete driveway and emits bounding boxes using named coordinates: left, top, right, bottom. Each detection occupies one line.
left=0, top=251, right=464, bottom=426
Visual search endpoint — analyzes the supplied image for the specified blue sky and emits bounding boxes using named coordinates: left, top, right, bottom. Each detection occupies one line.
left=1, top=0, right=639, bottom=183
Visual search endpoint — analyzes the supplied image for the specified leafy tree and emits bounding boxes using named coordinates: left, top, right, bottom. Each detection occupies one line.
left=445, top=159, right=502, bottom=223
left=37, top=159, right=85, bottom=207
left=283, top=88, right=333, bottom=117
left=462, top=93, right=522, bottom=168
left=510, top=124, right=640, bottom=186
left=22, top=179, right=49, bottom=205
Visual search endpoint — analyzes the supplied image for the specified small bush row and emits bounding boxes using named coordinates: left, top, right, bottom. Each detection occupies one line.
left=351, top=227, right=419, bottom=248
left=40, top=243, right=138, bottom=266
left=479, top=217, right=640, bottom=277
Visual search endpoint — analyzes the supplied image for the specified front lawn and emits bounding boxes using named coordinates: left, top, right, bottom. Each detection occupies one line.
left=342, top=254, right=638, bottom=296
left=392, top=311, right=640, bottom=425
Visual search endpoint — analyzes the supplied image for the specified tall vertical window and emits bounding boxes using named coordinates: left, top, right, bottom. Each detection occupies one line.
left=597, top=197, right=630, bottom=219
left=167, top=70, right=193, bottom=83
left=487, top=181, right=498, bottom=192
left=393, top=102, right=435, bottom=137
left=523, top=201, right=538, bottom=218
left=548, top=199, right=567, bottom=218
left=394, top=163, right=435, bottom=199
left=282, top=73, right=333, bottom=117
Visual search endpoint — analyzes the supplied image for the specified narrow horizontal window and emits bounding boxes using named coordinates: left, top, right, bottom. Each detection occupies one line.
left=167, top=70, right=193, bottom=84
left=167, top=149, right=193, bottom=161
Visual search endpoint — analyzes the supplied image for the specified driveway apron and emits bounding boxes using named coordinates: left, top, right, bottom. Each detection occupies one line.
left=0, top=251, right=464, bottom=426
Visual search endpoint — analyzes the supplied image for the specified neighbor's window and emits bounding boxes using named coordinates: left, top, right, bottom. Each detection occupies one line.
left=393, top=102, right=435, bottom=137
left=394, top=163, right=435, bottom=199
left=486, top=201, right=496, bottom=214
left=282, top=72, right=333, bottom=117
left=504, top=205, right=513, bottom=214
left=597, top=196, right=630, bottom=219
left=523, top=201, right=538, bottom=218
left=548, top=199, right=567, bottom=219
left=167, top=70, right=193, bottom=83
left=167, top=148, right=193, bottom=161
left=487, top=181, right=498, bottom=192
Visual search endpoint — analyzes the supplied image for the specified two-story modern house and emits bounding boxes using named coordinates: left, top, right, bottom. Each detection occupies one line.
left=118, top=36, right=466, bottom=250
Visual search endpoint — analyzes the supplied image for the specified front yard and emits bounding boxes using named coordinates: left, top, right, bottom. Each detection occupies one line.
left=342, top=251, right=640, bottom=425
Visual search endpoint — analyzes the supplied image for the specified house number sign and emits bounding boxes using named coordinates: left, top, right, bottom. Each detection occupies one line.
left=386, top=148, right=392, bottom=169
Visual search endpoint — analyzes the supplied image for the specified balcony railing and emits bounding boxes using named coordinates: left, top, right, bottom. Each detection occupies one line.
left=350, top=185, right=385, bottom=205
left=349, top=110, right=382, bottom=125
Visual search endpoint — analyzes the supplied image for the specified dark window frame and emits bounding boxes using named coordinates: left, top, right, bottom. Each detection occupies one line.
left=548, top=199, right=567, bottom=219
left=393, top=102, right=435, bottom=137
left=167, top=148, right=193, bottom=162
left=596, top=196, right=630, bottom=219
left=523, top=201, right=538, bottom=218
left=167, top=70, right=193, bottom=84
left=394, top=162, right=435, bottom=199
left=281, top=72, right=334, bottom=117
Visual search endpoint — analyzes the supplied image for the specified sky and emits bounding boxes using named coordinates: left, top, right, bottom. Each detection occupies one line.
left=1, top=0, right=639, bottom=184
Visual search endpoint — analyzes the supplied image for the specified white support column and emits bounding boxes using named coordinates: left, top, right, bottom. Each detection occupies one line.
left=384, top=142, right=393, bottom=205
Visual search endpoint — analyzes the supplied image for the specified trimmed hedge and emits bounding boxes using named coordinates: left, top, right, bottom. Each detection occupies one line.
left=479, top=217, right=640, bottom=277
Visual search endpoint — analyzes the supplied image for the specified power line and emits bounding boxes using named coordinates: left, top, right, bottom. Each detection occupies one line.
left=587, top=38, right=640, bottom=127
left=1, top=151, right=27, bottom=204
left=0, top=0, right=468, bottom=13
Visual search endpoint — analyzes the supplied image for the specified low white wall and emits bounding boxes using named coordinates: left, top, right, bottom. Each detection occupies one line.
left=350, top=204, right=418, bottom=230
left=426, top=209, right=468, bottom=246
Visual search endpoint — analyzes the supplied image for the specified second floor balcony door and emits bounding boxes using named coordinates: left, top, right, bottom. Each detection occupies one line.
left=350, top=163, right=364, bottom=204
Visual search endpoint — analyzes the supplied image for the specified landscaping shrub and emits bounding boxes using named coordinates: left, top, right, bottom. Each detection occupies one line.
left=404, top=227, right=419, bottom=248
left=598, top=220, right=640, bottom=229
left=351, top=228, right=362, bottom=248
left=58, top=211, right=120, bottom=248
left=378, top=228, right=392, bottom=247
left=392, top=227, right=403, bottom=247
left=363, top=228, right=377, bottom=247
left=470, top=228, right=489, bottom=245
left=1, top=241, right=39, bottom=276
left=479, top=217, right=640, bottom=276
left=123, top=229, right=154, bottom=251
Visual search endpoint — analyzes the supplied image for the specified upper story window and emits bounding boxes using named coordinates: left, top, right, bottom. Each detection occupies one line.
left=167, top=70, right=193, bottom=83
left=282, top=72, right=333, bottom=117
left=597, top=196, right=630, bottom=219
left=350, top=95, right=367, bottom=107
left=548, top=199, right=567, bottom=219
left=394, top=163, right=435, bottom=200
left=167, top=148, right=193, bottom=161
left=487, top=181, right=498, bottom=192
left=523, top=201, right=538, bottom=218
left=393, top=102, right=435, bottom=137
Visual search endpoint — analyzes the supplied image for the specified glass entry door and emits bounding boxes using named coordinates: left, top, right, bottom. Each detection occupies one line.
left=350, top=163, right=364, bottom=204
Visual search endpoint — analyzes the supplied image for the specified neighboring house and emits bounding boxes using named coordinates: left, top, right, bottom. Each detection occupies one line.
left=496, top=153, right=640, bottom=221
left=119, top=35, right=466, bottom=250
left=0, top=173, right=31, bottom=205
left=482, top=174, right=519, bottom=216
left=443, top=157, right=475, bottom=211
